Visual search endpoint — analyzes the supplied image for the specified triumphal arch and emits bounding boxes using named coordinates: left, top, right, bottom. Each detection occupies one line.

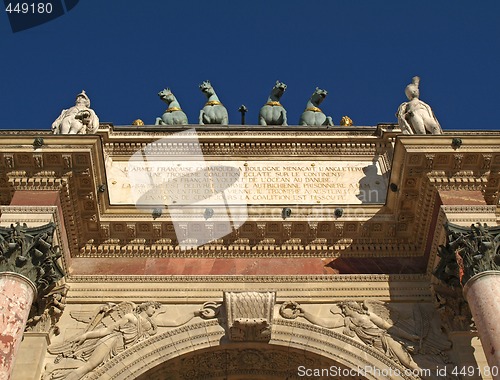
left=1, top=120, right=500, bottom=380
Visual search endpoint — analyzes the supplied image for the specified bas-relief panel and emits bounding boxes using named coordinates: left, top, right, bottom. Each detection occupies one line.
left=42, top=300, right=456, bottom=380
left=105, top=159, right=388, bottom=206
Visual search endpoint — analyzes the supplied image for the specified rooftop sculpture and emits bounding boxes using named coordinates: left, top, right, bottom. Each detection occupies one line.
left=259, top=81, right=288, bottom=126
left=155, top=88, right=188, bottom=125
left=299, top=88, right=334, bottom=126
left=52, top=91, right=99, bottom=134
left=199, top=80, right=228, bottom=125
left=396, top=76, right=442, bottom=135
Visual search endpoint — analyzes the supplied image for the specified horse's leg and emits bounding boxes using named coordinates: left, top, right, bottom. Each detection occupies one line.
left=323, top=116, right=334, bottom=127
left=199, top=110, right=205, bottom=125
left=259, top=114, right=267, bottom=126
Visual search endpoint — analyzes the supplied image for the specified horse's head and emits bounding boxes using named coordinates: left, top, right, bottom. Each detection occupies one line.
left=310, top=87, right=328, bottom=106
left=271, top=80, right=287, bottom=98
left=158, top=88, right=175, bottom=104
left=199, top=80, right=215, bottom=97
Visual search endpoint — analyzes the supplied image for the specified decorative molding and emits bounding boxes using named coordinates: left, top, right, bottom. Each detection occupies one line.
left=65, top=273, right=428, bottom=283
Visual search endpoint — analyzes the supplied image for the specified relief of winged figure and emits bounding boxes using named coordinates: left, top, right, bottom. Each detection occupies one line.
left=280, top=299, right=452, bottom=372
left=44, top=301, right=219, bottom=380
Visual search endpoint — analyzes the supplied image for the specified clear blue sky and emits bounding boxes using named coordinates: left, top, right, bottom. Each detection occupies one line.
left=1, top=1, right=499, bottom=130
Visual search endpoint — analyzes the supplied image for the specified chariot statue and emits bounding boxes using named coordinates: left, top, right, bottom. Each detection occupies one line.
left=155, top=88, right=188, bottom=125
left=52, top=91, right=99, bottom=134
left=198, top=80, right=228, bottom=124
left=396, top=76, right=442, bottom=135
left=259, top=81, right=288, bottom=126
left=299, top=88, right=334, bottom=126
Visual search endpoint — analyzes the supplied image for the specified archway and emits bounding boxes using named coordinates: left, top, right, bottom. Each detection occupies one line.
left=136, top=344, right=367, bottom=380
left=85, top=319, right=416, bottom=380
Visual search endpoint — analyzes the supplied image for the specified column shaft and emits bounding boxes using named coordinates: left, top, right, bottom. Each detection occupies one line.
left=464, top=271, right=500, bottom=380
left=0, top=272, right=36, bottom=380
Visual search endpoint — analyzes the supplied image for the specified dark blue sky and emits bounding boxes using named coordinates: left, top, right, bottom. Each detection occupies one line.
left=1, top=1, right=499, bottom=130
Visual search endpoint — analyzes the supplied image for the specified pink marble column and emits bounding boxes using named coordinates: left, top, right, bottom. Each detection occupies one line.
left=0, top=272, right=36, bottom=380
left=463, top=270, right=500, bottom=380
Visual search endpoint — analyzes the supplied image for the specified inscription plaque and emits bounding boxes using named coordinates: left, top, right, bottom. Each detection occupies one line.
left=106, top=159, right=388, bottom=206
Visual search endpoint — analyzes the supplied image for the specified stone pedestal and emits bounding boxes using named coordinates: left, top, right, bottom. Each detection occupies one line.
left=464, top=271, right=500, bottom=380
left=11, top=333, right=50, bottom=380
left=0, top=272, right=36, bottom=380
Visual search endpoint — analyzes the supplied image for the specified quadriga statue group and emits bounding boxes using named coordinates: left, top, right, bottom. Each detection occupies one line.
left=52, top=77, right=442, bottom=135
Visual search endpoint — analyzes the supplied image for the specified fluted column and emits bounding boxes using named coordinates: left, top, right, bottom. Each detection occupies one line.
left=0, top=273, right=36, bottom=379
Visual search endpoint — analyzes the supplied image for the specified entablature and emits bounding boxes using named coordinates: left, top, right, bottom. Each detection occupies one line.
left=0, top=126, right=499, bottom=276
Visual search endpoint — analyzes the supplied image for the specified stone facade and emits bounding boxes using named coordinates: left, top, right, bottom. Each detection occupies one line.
left=0, top=124, right=499, bottom=379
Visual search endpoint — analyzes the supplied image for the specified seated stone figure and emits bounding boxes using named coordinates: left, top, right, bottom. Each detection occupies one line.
left=396, top=76, right=442, bottom=134
left=155, top=88, right=188, bottom=125
left=52, top=91, right=99, bottom=134
left=199, top=80, right=228, bottom=125
left=259, top=81, right=288, bottom=126
left=299, top=88, right=334, bottom=126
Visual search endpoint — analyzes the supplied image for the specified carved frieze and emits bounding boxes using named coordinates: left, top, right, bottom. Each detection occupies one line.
left=44, top=301, right=220, bottom=380
left=280, top=300, right=454, bottom=372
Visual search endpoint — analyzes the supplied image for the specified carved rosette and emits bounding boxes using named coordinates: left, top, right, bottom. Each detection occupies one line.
left=434, top=222, right=500, bottom=287
left=224, top=291, right=275, bottom=342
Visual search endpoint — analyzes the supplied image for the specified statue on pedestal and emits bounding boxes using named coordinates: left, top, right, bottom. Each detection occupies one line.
left=299, top=88, right=334, bottom=126
left=396, top=76, right=442, bottom=134
left=198, top=80, right=228, bottom=125
left=155, top=88, right=188, bottom=125
left=52, top=91, right=99, bottom=134
left=259, top=81, right=288, bottom=126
